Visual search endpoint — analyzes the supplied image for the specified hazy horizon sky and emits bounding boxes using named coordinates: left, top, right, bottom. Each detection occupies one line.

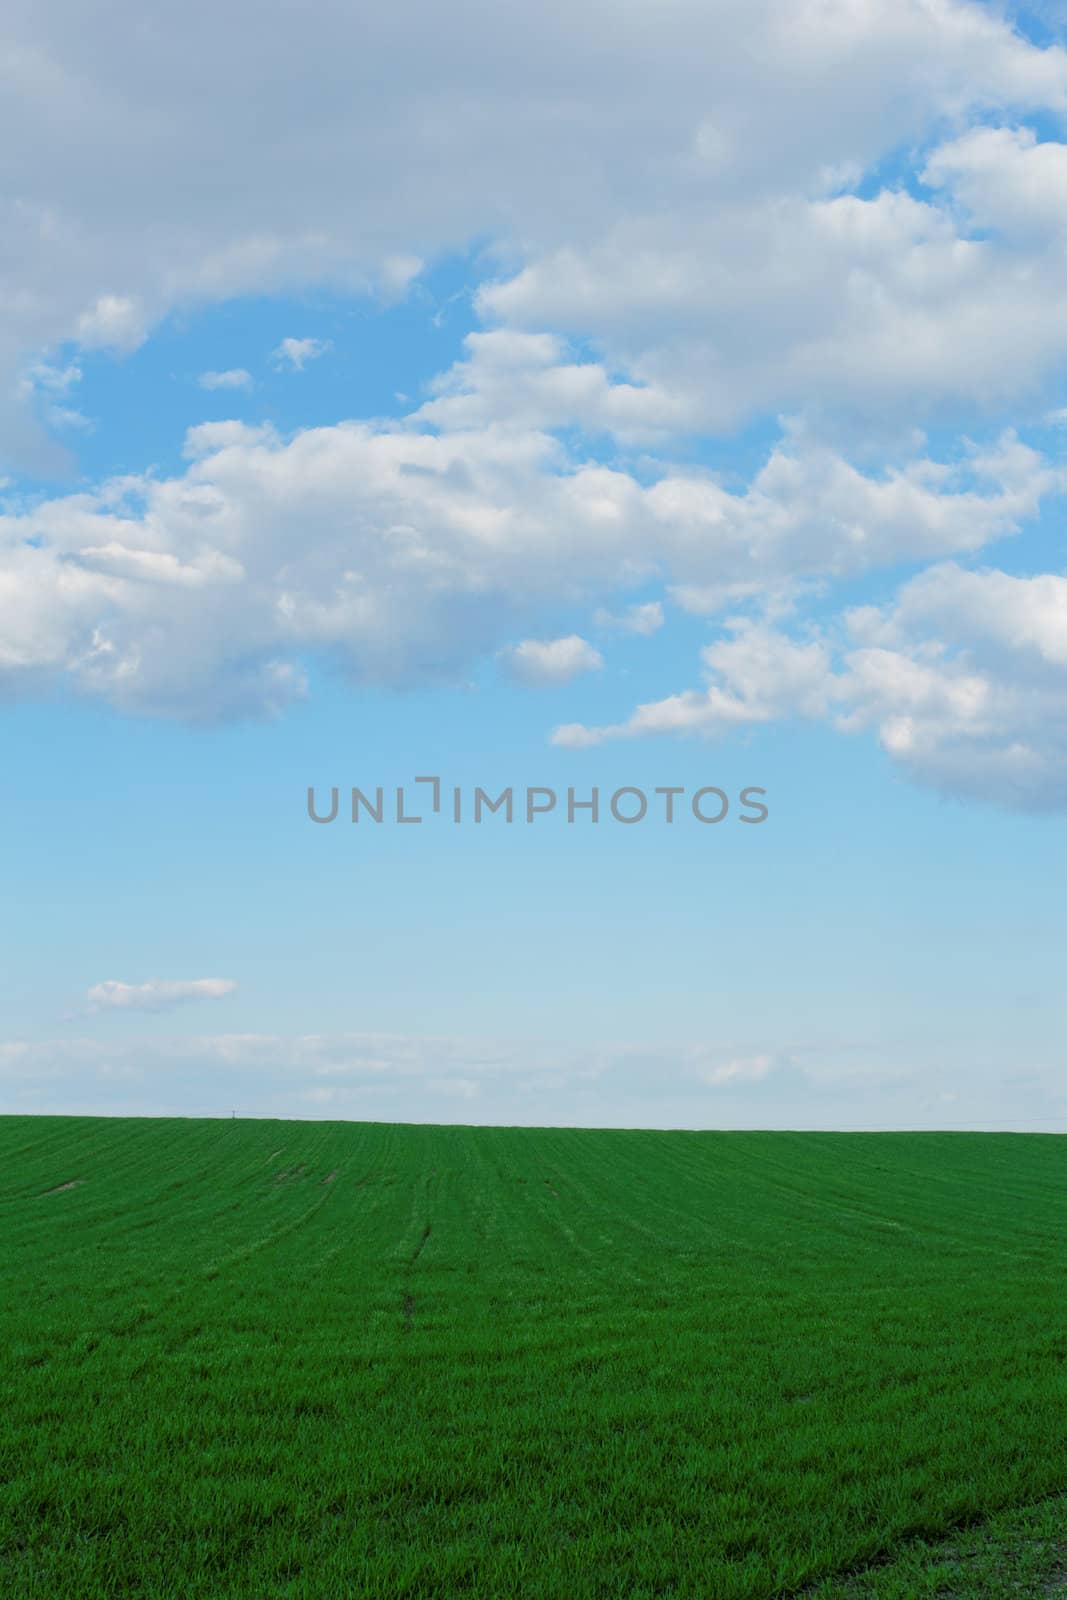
left=2, top=0, right=1066, bottom=1129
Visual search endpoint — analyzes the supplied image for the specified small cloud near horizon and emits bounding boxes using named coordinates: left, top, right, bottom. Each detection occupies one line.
left=87, top=978, right=238, bottom=1014
left=698, top=1054, right=774, bottom=1087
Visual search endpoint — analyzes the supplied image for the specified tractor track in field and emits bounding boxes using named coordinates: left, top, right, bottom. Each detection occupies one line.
left=401, top=1219, right=433, bottom=1331
left=785, top=1488, right=1067, bottom=1599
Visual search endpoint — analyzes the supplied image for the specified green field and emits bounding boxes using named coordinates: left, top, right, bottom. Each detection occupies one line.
left=1, top=1117, right=1064, bottom=1598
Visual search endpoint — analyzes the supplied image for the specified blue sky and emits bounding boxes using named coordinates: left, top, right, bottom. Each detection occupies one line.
left=2, top=0, right=1067, bottom=1128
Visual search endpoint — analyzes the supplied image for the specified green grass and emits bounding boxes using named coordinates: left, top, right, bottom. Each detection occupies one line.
left=804, top=1491, right=1067, bottom=1597
left=0, top=1117, right=1064, bottom=1598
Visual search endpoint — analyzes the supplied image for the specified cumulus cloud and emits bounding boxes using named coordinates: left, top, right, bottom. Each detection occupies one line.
left=501, top=634, right=604, bottom=685
left=414, top=330, right=688, bottom=443
left=5, top=0, right=1067, bottom=813
left=198, top=368, right=252, bottom=390
left=271, top=337, right=331, bottom=372
left=477, top=181, right=1067, bottom=439
left=834, top=563, right=1067, bottom=808
left=3, top=0, right=1067, bottom=466
left=0, top=414, right=1050, bottom=719
left=87, top=978, right=238, bottom=1013
left=556, top=562, right=1067, bottom=811
left=921, top=124, right=1067, bottom=242
left=553, top=621, right=838, bottom=748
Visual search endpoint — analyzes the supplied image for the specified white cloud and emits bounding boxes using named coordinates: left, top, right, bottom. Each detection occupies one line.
left=74, top=295, right=145, bottom=351
left=3, top=0, right=1067, bottom=466
left=414, top=329, right=688, bottom=443
left=17, top=361, right=91, bottom=435
left=379, top=254, right=424, bottom=298
left=44, top=405, right=92, bottom=432
left=594, top=600, right=664, bottom=634
left=0, top=416, right=1053, bottom=720
left=624, top=601, right=664, bottom=635
left=198, top=368, right=252, bottom=390
left=552, top=620, right=837, bottom=746
left=698, top=1053, right=774, bottom=1087
left=558, top=561, right=1067, bottom=811
left=0, top=1027, right=1055, bottom=1129
left=921, top=124, right=1067, bottom=241
left=551, top=721, right=605, bottom=750
left=271, top=337, right=331, bottom=372
left=28, top=361, right=82, bottom=394
left=87, top=978, right=238, bottom=1013
left=438, top=1076, right=481, bottom=1100
left=833, top=563, right=1067, bottom=808
left=3, top=0, right=1067, bottom=812
left=501, top=634, right=604, bottom=685
left=486, top=177, right=1067, bottom=442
